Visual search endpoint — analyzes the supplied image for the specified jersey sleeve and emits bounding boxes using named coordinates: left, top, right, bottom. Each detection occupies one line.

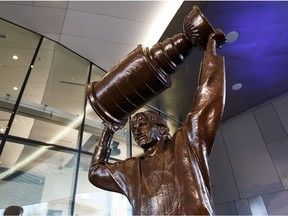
left=184, top=37, right=226, bottom=158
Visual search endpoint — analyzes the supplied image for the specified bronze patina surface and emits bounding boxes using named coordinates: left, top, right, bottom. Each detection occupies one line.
left=88, top=6, right=226, bottom=215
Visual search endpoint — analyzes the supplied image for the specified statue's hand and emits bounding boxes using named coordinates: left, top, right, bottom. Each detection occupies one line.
left=205, top=28, right=226, bottom=56
left=210, top=28, right=226, bottom=48
left=98, top=121, right=126, bottom=149
left=103, top=121, right=126, bottom=134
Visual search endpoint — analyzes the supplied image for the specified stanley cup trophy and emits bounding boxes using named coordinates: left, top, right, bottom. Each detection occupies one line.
left=86, top=6, right=226, bottom=126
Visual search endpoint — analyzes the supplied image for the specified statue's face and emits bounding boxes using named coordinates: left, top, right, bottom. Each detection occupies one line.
left=132, top=116, right=161, bottom=150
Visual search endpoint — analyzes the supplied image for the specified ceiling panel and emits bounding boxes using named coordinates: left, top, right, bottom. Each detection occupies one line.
left=59, top=34, right=135, bottom=70
left=34, top=1, right=68, bottom=9
left=62, top=9, right=151, bottom=46
left=2, top=1, right=34, bottom=6
left=0, top=2, right=66, bottom=34
left=67, top=1, right=165, bottom=23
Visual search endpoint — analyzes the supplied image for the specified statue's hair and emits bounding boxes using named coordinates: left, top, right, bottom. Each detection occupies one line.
left=130, top=110, right=171, bottom=144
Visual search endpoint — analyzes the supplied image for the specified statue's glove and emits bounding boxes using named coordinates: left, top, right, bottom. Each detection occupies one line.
left=103, top=121, right=126, bottom=134
left=206, top=29, right=226, bottom=57
left=211, top=28, right=226, bottom=48
left=93, top=121, right=126, bottom=163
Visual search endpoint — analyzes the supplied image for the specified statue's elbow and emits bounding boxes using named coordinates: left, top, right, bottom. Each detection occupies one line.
left=88, top=166, right=101, bottom=186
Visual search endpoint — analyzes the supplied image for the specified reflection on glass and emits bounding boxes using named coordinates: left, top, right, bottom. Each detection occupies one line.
left=84, top=104, right=104, bottom=152
left=0, top=141, right=76, bottom=215
left=132, top=143, right=144, bottom=157
left=74, top=153, right=132, bottom=216
left=110, top=123, right=128, bottom=160
left=0, top=19, right=41, bottom=98
left=29, top=38, right=89, bottom=113
left=9, top=37, right=90, bottom=147
left=0, top=110, right=11, bottom=134
left=0, top=19, right=41, bottom=123
left=90, top=64, right=107, bottom=82
left=11, top=115, right=79, bottom=148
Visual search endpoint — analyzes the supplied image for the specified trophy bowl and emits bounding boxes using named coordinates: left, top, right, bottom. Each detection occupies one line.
left=183, top=5, right=215, bottom=51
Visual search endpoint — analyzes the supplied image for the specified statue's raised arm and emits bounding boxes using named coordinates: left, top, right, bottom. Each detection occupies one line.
left=186, top=28, right=226, bottom=157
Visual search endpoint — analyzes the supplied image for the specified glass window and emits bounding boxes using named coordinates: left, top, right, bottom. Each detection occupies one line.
left=74, top=153, right=132, bottom=216
left=10, top=115, right=80, bottom=148
left=0, top=19, right=41, bottom=99
left=132, top=143, right=144, bottom=158
left=0, top=19, right=41, bottom=132
left=0, top=16, right=185, bottom=216
left=0, top=110, right=11, bottom=134
left=0, top=140, right=77, bottom=215
left=9, top=38, right=90, bottom=148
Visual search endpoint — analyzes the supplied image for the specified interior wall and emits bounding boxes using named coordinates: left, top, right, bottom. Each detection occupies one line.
left=209, top=93, right=288, bottom=215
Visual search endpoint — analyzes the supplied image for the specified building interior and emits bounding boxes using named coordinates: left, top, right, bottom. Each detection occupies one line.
left=1, top=1, right=288, bottom=215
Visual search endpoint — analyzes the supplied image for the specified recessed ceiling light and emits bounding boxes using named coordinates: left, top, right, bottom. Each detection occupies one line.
left=13, top=86, right=18, bottom=91
left=226, top=31, right=239, bottom=43
left=232, top=83, right=242, bottom=91
left=12, top=55, right=18, bottom=60
left=0, top=128, right=5, bottom=133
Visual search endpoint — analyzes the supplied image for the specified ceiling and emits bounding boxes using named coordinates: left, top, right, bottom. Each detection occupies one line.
left=1, top=0, right=288, bottom=124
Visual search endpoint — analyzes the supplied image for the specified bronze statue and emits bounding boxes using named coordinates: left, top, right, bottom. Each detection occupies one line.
left=87, top=6, right=226, bottom=215
left=88, top=30, right=226, bottom=214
